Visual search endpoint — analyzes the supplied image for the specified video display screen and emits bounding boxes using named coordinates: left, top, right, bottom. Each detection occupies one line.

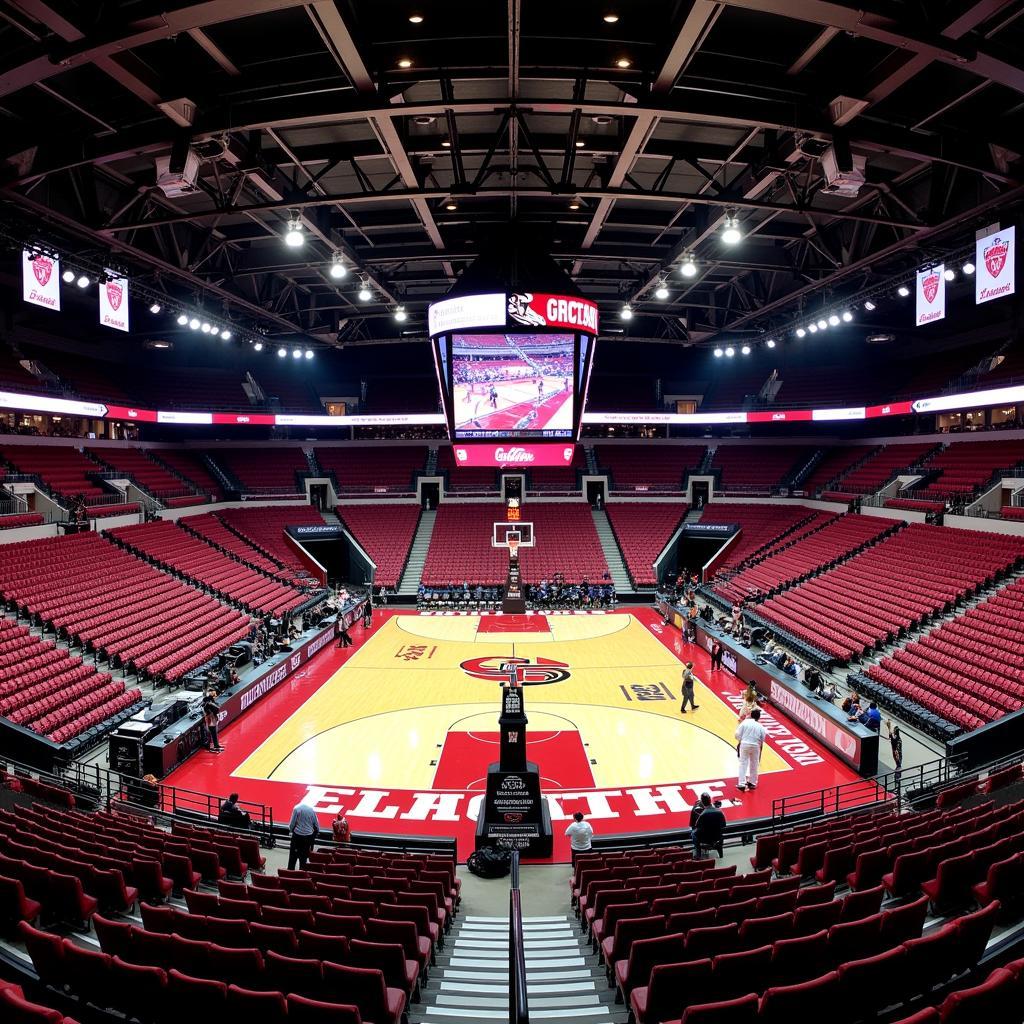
left=452, top=333, right=574, bottom=439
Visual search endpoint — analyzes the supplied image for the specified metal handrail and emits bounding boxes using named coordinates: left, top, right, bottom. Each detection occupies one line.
left=509, top=850, right=529, bottom=1024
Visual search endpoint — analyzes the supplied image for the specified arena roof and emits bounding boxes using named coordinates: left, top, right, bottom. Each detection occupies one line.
left=1, top=0, right=1023, bottom=349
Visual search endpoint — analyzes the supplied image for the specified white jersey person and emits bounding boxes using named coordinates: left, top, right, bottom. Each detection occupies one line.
left=564, top=811, right=594, bottom=863
left=734, top=708, right=767, bottom=792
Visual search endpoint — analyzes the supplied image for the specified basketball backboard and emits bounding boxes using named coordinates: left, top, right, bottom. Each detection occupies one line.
left=492, top=521, right=535, bottom=547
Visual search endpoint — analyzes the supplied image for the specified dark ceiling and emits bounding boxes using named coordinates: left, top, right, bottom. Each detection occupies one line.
left=1, top=0, right=1023, bottom=350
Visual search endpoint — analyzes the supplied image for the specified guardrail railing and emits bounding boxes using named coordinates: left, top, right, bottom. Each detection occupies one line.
left=509, top=849, right=529, bottom=1024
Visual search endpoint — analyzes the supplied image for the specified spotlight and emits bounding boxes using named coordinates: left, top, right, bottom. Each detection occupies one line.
left=962, top=261, right=975, bottom=275
left=254, top=342, right=264, bottom=352
left=305, top=349, right=314, bottom=360
left=201, top=322, right=212, bottom=334
left=795, top=328, right=806, bottom=338
left=408, top=13, right=423, bottom=23
left=828, top=314, right=840, bottom=326
left=575, top=139, right=585, bottom=148
left=725, top=346, right=735, bottom=358
left=397, top=58, right=412, bottom=69
left=603, top=13, right=619, bottom=22
left=220, top=329, right=232, bottom=340
left=292, top=348, right=302, bottom=359
left=283, top=214, right=304, bottom=248
left=713, top=348, right=724, bottom=358
left=766, top=339, right=776, bottom=348
left=358, top=283, right=373, bottom=302
left=655, top=284, right=669, bottom=300
left=841, top=310, right=853, bottom=322
left=329, top=253, right=347, bottom=279
left=720, top=214, right=742, bottom=245
left=615, top=57, right=632, bottom=68
left=943, top=268, right=955, bottom=281
left=189, top=317, right=200, bottom=330
left=817, top=318, right=828, bottom=330
left=277, top=347, right=287, bottom=358
left=807, top=323, right=818, bottom=334
left=444, top=198, right=458, bottom=211
left=149, top=302, right=162, bottom=314
left=741, top=345, right=751, bottom=355
left=62, top=269, right=75, bottom=283
left=621, top=304, right=633, bottom=320
left=568, top=197, right=582, bottom=210
left=76, top=274, right=90, bottom=289
left=441, top=138, right=451, bottom=148
left=680, top=255, right=697, bottom=278
left=898, top=285, right=910, bottom=297
left=864, top=300, right=876, bottom=311
left=176, top=314, right=189, bottom=326
left=394, top=305, right=408, bottom=322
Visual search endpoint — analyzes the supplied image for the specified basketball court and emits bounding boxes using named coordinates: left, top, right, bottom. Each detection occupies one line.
left=166, top=607, right=864, bottom=861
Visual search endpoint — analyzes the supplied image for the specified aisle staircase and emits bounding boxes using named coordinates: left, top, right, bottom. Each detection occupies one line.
left=411, top=914, right=627, bottom=1023
left=398, top=509, right=436, bottom=595
left=591, top=509, right=633, bottom=593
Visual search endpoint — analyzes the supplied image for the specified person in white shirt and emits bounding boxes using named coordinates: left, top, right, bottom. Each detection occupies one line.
left=564, top=811, right=594, bottom=862
left=734, top=708, right=767, bottom=792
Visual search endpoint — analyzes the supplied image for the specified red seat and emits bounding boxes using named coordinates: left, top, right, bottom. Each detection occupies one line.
left=227, top=985, right=288, bottom=1024
left=205, top=943, right=264, bottom=989
left=837, top=946, right=910, bottom=1015
left=614, top=932, right=686, bottom=1001
left=0, top=987, right=64, bottom=1024
left=109, top=955, right=168, bottom=1013
left=19, top=921, right=65, bottom=987
left=769, top=929, right=829, bottom=987
left=737, top=912, right=792, bottom=949
left=48, top=871, right=97, bottom=928
left=132, top=859, right=173, bottom=904
left=0, top=874, right=41, bottom=927
left=882, top=850, right=930, bottom=897
left=62, top=941, right=112, bottom=1007
left=166, top=970, right=227, bottom=1024
left=266, top=950, right=323, bottom=998
left=952, top=900, right=1001, bottom=976
left=902, top=921, right=961, bottom=991
left=921, top=852, right=976, bottom=912
left=793, top=900, right=842, bottom=936
left=938, top=967, right=1019, bottom=1023
left=298, top=930, right=350, bottom=964
left=712, top=944, right=772, bottom=1000
left=250, top=922, right=300, bottom=955
left=287, top=994, right=362, bottom=1024
left=322, top=963, right=405, bottom=1024
left=839, top=885, right=884, bottom=922
left=677, top=993, right=760, bottom=1023
left=631, top=959, right=712, bottom=1024
left=879, top=895, right=928, bottom=946
left=759, top=971, right=839, bottom=1024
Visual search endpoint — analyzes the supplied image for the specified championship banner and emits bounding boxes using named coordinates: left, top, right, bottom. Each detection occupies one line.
left=22, top=250, right=61, bottom=311
left=915, top=264, right=945, bottom=326
left=976, top=226, right=1015, bottom=305
left=98, top=274, right=129, bottom=332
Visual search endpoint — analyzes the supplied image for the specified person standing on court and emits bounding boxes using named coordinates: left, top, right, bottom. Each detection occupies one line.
left=735, top=707, right=767, bottom=791
left=680, top=662, right=699, bottom=713
left=288, top=798, right=319, bottom=870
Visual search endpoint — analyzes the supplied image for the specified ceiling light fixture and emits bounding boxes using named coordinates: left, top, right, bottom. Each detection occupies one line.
left=176, top=314, right=188, bottom=326
left=254, top=342, right=264, bottom=352
left=220, top=329, right=232, bottom=340
left=725, top=346, right=735, bottom=358
left=864, top=300, right=876, bottom=311
left=276, top=346, right=286, bottom=358
left=201, top=322, right=212, bottom=334
left=807, top=323, right=818, bottom=334
left=962, top=261, right=975, bottom=275
left=655, top=283, right=669, bottom=300
left=621, top=304, right=633, bottom=320
left=603, top=13, right=619, bottom=23
left=720, top=214, right=742, bottom=245
left=76, top=274, right=90, bottom=289
left=329, top=253, right=347, bottom=279
left=149, top=302, right=162, bottom=314
left=679, top=254, right=697, bottom=278
left=943, top=268, right=955, bottom=281
left=568, top=197, right=582, bottom=210
left=189, top=317, right=200, bottom=330
left=841, top=310, right=853, bottom=322
left=284, top=214, right=304, bottom=248
left=408, top=14, right=424, bottom=24
left=898, top=285, right=910, bottom=297
left=305, top=349, right=314, bottom=360
left=62, top=269, right=75, bottom=283
left=394, top=305, right=408, bottom=322
left=713, top=348, right=724, bottom=358
left=615, top=57, right=632, bottom=69
left=828, top=314, right=840, bottom=326
left=766, top=339, right=776, bottom=348
left=575, top=139, right=585, bottom=148
left=444, top=198, right=458, bottom=211
left=441, top=138, right=451, bottom=148
left=817, top=318, right=828, bottom=330
left=397, top=58, right=412, bottom=69
left=795, top=328, right=806, bottom=338
left=358, top=282, right=373, bottom=302
left=741, top=345, right=751, bottom=355
left=292, top=348, right=302, bottom=359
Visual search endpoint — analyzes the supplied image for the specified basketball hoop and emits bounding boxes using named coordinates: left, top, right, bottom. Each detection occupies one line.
left=507, top=535, right=520, bottom=560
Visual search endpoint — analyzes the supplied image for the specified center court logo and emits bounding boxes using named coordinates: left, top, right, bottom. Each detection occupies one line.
left=460, top=655, right=571, bottom=686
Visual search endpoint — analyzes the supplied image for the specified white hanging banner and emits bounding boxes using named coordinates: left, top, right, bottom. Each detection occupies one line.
left=22, top=250, right=61, bottom=311
left=915, top=264, right=945, bottom=326
left=975, top=226, right=1015, bottom=305
left=98, top=274, right=129, bottom=332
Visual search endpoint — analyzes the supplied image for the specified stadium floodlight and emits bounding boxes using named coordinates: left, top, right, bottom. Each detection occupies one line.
left=621, top=304, right=633, bottom=320
left=220, top=329, right=232, bottom=340
left=292, top=348, right=302, bottom=359
left=725, top=346, right=735, bottom=358
left=305, top=349, right=314, bottom=360
left=741, top=345, right=751, bottom=355
left=841, top=310, right=853, bottom=322
left=358, top=282, right=373, bottom=302
left=795, top=327, right=806, bottom=338
left=189, top=317, right=201, bottom=330
left=200, top=322, right=212, bottom=334
left=807, top=323, right=818, bottom=334
left=329, top=253, right=347, bottom=279
left=828, top=314, right=840, bottom=327
left=817, top=318, right=828, bottom=330
left=713, top=348, right=724, bottom=358
left=62, top=269, right=75, bottom=283
left=176, top=314, right=189, bottom=326
left=898, top=285, right=910, bottom=297
left=76, top=274, right=90, bottom=289
left=679, top=254, right=697, bottom=278
left=284, top=214, right=304, bottom=247
left=254, top=342, right=264, bottom=352
left=943, top=268, right=955, bottom=281
left=277, top=347, right=287, bottom=358
left=149, top=302, right=162, bottom=314
left=394, top=305, right=408, bottom=322
left=655, top=283, right=669, bottom=300
left=962, top=261, right=975, bottom=275
left=766, top=339, right=776, bottom=348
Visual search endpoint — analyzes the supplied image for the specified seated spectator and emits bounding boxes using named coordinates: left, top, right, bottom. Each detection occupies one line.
left=841, top=691, right=862, bottom=717
left=858, top=701, right=883, bottom=731
left=692, top=793, right=726, bottom=858
left=331, top=810, right=351, bottom=844
left=818, top=679, right=838, bottom=702
left=218, top=792, right=251, bottom=829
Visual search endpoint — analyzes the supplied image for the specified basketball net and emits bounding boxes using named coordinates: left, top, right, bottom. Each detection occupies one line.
left=507, top=536, right=520, bottom=561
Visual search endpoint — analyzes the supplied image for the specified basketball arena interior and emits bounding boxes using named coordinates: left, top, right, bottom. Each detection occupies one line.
left=2, top=3, right=1024, bottom=1023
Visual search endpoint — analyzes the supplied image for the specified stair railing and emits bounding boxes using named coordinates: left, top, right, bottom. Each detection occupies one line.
left=509, top=849, right=530, bottom=1024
